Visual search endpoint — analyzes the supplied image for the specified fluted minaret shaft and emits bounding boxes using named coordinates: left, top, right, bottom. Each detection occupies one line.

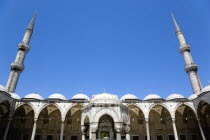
left=172, top=14, right=202, bottom=94
left=6, top=13, right=36, bottom=93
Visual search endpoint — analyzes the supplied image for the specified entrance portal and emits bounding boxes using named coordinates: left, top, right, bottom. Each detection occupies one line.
left=97, top=115, right=115, bottom=139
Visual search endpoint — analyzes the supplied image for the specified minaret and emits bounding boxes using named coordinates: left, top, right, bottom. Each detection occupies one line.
left=6, top=13, right=36, bottom=93
left=171, top=14, right=202, bottom=94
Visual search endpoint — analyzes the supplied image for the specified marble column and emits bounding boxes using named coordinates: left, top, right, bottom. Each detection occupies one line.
left=3, top=117, right=12, bottom=140
left=60, top=119, right=65, bottom=140
left=197, top=118, right=206, bottom=140
left=172, top=118, right=179, bottom=140
left=125, top=125, right=130, bottom=140
left=31, top=118, right=37, bottom=140
left=116, top=132, right=121, bottom=140
left=126, top=133, right=130, bottom=140
left=116, top=127, right=121, bottom=140
left=81, top=125, right=86, bottom=140
left=145, top=118, right=150, bottom=140
left=91, top=127, right=97, bottom=140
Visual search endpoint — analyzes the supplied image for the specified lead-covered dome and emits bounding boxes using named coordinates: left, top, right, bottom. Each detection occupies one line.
left=10, top=93, right=21, bottom=99
left=188, top=94, right=198, bottom=100
left=166, top=93, right=185, bottom=100
left=201, top=85, right=210, bottom=93
left=91, top=92, right=120, bottom=104
left=0, top=85, right=6, bottom=91
left=48, top=93, right=67, bottom=100
left=121, top=94, right=138, bottom=101
left=72, top=93, right=90, bottom=100
left=24, top=93, right=43, bottom=100
left=144, top=94, right=162, bottom=100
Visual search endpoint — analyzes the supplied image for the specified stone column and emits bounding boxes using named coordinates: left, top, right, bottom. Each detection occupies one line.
left=145, top=118, right=150, bottom=140
left=31, top=118, right=37, bottom=140
left=60, top=119, right=65, bottom=140
left=116, top=128, right=121, bottom=140
left=172, top=118, right=179, bottom=140
left=91, top=127, right=97, bottom=140
left=81, top=125, right=86, bottom=140
left=3, top=117, right=12, bottom=140
left=197, top=118, right=206, bottom=140
left=125, top=125, right=130, bottom=140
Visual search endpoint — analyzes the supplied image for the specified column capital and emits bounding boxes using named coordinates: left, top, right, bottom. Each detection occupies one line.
left=34, top=118, right=38, bottom=122
left=172, top=118, right=176, bottom=123
left=61, top=118, right=65, bottom=122
left=145, top=118, right=149, bottom=122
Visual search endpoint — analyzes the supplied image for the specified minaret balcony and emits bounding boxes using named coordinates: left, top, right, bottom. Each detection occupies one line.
left=18, top=43, right=30, bottom=52
left=11, top=62, right=24, bottom=72
left=184, top=63, right=198, bottom=73
left=179, top=44, right=190, bottom=54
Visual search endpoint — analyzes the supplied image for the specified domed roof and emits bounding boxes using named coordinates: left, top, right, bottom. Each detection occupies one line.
left=48, top=93, right=67, bottom=100
left=10, top=93, right=21, bottom=99
left=24, top=93, right=43, bottom=100
left=144, top=94, right=162, bottom=100
left=201, top=85, right=210, bottom=93
left=0, top=85, right=6, bottom=91
left=72, top=93, right=90, bottom=100
left=91, top=92, right=120, bottom=104
left=188, top=94, right=198, bottom=100
left=121, top=94, right=138, bottom=101
left=166, top=93, right=185, bottom=100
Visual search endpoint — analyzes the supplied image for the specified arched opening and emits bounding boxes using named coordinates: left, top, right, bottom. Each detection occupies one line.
left=65, top=105, right=83, bottom=140
left=0, top=101, right=10, bottom=139
left=197, top=101, right=210, bottom=139
left=97, top=114, right=115, bottom=139
left=129, top=105, right=145, bottom=140
left=83, top=116, right=90, bottom=139
left=36, top=104, right=61, bottom=140
left=149, top=105, right=173, bottom=140
left=7, top=104, right=34, bottom=140
left=175, top=104, right=201, bottom=140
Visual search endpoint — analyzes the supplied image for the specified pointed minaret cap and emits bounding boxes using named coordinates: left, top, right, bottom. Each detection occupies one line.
left=171, top=13, right=181, bottom=33
left=27, top=11, right=36, bottom=30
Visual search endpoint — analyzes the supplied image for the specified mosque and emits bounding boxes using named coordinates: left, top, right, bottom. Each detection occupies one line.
left=0, top=13, right=210, bottom=140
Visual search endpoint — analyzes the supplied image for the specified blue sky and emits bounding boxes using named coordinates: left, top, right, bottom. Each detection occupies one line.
left=0, top=0, right=209, bottom=99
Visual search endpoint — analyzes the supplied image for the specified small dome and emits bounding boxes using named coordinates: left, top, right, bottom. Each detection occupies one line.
left=166, top=93, right=185, bottom=100
left=24, top=93, right=43, bottom=100
left=10, top=93, right=21, bottom=99
left=91, top=92, right=120, bottom=104
left=201, top=85, right=210, bottom=93
left=121, top=94, right=138, bottom=100
left=188, top=94, right=198, bottom=100
left=144, top=94, right=162, bottom=100
left=72, top=93, right=90, bottom=100
left=0, top=85, right=6, bottom=91
left=48, top=93, right=67, bottom=100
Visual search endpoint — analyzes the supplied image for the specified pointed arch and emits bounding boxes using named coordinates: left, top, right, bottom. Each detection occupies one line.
left=93, top=108, right=120, bottom=124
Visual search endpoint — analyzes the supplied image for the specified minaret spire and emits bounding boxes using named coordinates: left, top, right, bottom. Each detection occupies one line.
left=6, top=13, right=36, bottom=93
left=172, top=14, right=202, bottom=94
left=171, top=13, right=181, bottom=33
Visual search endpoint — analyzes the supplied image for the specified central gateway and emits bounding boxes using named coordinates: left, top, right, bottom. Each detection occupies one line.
left=81, top=92, right=130, bottom=140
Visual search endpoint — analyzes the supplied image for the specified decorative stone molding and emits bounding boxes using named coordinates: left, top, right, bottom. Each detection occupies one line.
left=184, top=63, right=198, bottom=73
left=179, top=44, right=190, bottom=54
left=10, top=62, right=24, bottom=72
left=18, top=43, right=30, bottom=52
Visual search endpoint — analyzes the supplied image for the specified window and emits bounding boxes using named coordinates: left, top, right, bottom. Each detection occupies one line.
left=191, top=134, right=198, bottom=140
left=35, top=135, right=41, bottom=140
left=180, top=135, right=186, bottom=140
left=133, top=136, right=139, bottom=140
left=47, top=135, right=53, bottom=140
left=168, top=135, right=175, bottom=140
left=156, top=135, right=163, bottom=140
left=22, top=134, right=29, bottom=140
